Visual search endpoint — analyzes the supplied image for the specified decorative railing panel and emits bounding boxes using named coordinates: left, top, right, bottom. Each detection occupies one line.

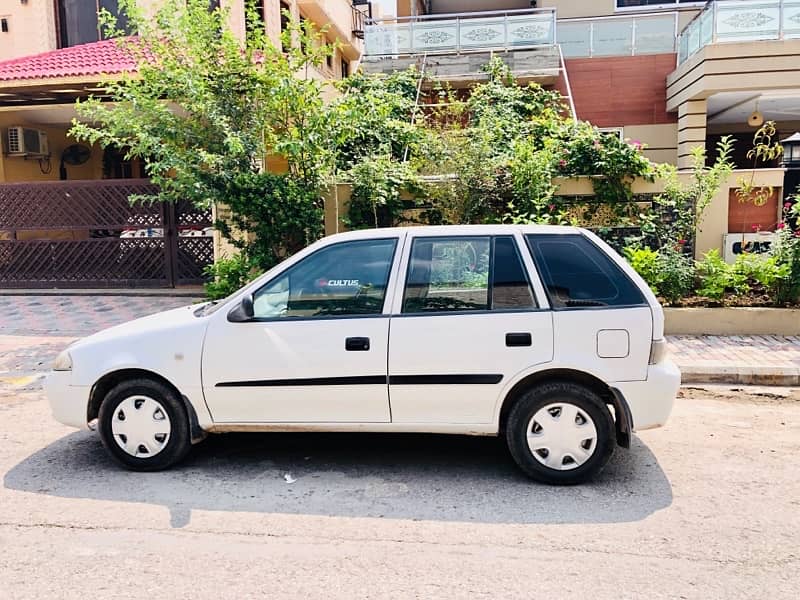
left=679, top=0, right=800, bottom=63
left=364, top=8, right=556, bottom=57
left=557, top=13, right=678, bottom=58
left=0, top=179, right=212, bottom=288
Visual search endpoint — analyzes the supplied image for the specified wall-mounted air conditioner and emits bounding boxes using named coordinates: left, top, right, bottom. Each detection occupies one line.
left=5, top=126, right=49, bottom=157
left=722, top=233, right=776, bottom=264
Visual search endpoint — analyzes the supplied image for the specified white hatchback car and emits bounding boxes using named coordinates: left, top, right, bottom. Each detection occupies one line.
left=46, top=225, right=680, bottom=484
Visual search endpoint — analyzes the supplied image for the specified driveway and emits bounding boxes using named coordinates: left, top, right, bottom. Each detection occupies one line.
left=1, top=382, right=798, bottom=597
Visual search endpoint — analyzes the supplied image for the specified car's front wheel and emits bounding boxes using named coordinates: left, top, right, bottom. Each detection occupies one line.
left=98, top=378, right=192, bottom=471
left=505, top=382, right=615, bottom=485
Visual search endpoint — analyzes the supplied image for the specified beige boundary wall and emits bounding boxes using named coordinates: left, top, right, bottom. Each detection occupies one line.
left=322, top=169, right=786, bottom=260
left=665, top=307, right=800, bottom=336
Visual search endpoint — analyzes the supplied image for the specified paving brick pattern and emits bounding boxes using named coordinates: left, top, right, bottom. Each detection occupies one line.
left=668, top=335, right=800, bottom=370
left=0, top=295, right=201, bottom=336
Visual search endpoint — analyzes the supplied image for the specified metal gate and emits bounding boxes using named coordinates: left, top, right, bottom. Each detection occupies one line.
left=0, top=179, right=213, bottom=289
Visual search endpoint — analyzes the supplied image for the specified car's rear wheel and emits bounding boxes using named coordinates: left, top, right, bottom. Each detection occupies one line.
left=505, top=382, right=614, bottom=485
left=98, top=378, right=192, bottom=471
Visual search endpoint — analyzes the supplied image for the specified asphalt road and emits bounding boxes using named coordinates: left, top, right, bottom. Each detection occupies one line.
left=0, top=382, right=798, bottom=599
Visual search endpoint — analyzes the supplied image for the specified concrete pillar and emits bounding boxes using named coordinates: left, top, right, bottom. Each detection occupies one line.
left=677, top=99, right=707, bottom=170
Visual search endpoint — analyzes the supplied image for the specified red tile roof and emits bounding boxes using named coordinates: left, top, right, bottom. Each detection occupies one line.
left=0, top=38, right=138, bottom=82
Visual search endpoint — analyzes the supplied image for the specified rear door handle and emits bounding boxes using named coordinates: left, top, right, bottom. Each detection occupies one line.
left=345, top=337, right=370, bottom=351
left=506, top=332, right=532, bottom=347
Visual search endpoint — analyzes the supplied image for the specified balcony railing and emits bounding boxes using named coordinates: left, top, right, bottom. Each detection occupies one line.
left=364, top=8, right=557, bottom=57
left=678, top=0, right=800, bottom=64
left=557, top=13, right=679, bottom=58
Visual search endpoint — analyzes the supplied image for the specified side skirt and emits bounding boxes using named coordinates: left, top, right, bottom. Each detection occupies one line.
left=204, top=422, right=499, bottom=436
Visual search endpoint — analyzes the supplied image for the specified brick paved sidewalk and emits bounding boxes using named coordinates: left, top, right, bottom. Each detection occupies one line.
left=1, top=295, right=799, bottom=387
left=668, top=335, right=800, bottom=385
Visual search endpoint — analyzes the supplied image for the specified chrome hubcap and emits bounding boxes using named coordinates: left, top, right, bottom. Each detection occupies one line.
left=526, top=402, right=597, bottom=471
left=111, top=395, right=171, bottom=458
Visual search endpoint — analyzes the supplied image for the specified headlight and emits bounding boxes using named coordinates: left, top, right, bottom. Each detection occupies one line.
left=53, top=350, right=73, bottom=372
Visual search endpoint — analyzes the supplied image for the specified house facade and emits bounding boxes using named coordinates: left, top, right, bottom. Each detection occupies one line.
left=0, top=0, right=369, bottom=288
left=362, top=0, right=800, bottom=257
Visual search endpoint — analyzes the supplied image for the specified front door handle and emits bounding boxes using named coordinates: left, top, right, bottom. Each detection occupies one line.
left=345, top=337, right=371, bottom=351
left=506, top=332, right=532, bottom=347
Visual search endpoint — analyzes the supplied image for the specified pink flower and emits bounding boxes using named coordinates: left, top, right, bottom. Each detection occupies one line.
left=558, top=159, right=567, bottom=168
left=678, top=239, right=686, bottom=245
left=785, top=202, right=793, bottom=209
left=593, top=139, right=601, bottom=147
left=777, top=222, right=786, bottom=229
left=548, top=204, right=556, bottom=211
left=631, top=140, right=642, bottom=150
left=751, top=224, right=760, bottom=231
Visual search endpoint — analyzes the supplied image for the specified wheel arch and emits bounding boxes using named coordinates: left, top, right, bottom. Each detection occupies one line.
left=498, top=368, right=632, bottom=448
left=88, top=368, right=206, bottom=444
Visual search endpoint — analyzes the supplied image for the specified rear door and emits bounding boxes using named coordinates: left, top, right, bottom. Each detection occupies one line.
left=524, top=232, right=652, bottom=383
left=387, top=233, right=553, bottom=424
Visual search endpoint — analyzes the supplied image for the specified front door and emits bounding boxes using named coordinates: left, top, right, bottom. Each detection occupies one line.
left=388, top=234, right=554, bottom=424
left=202, top=237, right=401, bottom=423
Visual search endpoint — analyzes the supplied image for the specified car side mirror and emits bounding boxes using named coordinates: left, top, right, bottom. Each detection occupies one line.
left=227, top=293, right=255, bottom=322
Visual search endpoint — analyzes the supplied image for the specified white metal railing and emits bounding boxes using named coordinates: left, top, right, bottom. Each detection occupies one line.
left=678, top=0, right=800, bottom=64
left=364, top=8, right=557, bottom=57
left=557, top=12, right=679, bottom=58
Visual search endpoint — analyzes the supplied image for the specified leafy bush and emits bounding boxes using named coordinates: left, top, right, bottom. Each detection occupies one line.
left=204, top=254, right=263, bottom=300
left=773, top=201, right=800, bottom=303
left=696, top=249, right=789, bottom=302
left=657, top=247, right=695, bottom=304
left=214, top=171, right=324, bottom=271
left=623, top=247, right=663, bottom=296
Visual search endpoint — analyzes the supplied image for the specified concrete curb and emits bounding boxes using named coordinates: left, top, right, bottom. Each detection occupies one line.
left=679, top=365, right=800, bottom=386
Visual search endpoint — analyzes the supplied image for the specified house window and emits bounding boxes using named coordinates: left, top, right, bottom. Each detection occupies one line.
left=280, top=1, right=291, bottom=33
left=245, top=1, right=266, bottom=36
left=57, top=0, right=129, bottom=48
left=326, top=52, right=333, bottom=70
left=616, top=0, right=705, bottom=8
left=341, top=58, right=350, bottom=79
left=1, top=18, right=8, bottom=33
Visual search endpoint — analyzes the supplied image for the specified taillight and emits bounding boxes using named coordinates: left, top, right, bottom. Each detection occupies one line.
left=649, top=339, right=668, bottom=365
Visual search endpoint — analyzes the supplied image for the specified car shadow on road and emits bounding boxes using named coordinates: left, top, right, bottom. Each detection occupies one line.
left=4, top=430, right=672, bottom=528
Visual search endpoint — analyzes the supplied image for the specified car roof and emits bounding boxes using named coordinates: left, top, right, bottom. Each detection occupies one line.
left=323, top=224, right=583, bottom=242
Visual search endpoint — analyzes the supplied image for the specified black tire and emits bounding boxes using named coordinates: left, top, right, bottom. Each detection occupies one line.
left=505, top=382, right=615, bottom=485
left=98, top=378, right=192, bottom=471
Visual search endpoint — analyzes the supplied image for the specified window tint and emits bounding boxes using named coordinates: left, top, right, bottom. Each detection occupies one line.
left=403, top=237, right=490, bottom=313
left=253, top=239, right=396, bottom=319
left=492, top=237, right=536, bottom=310
left=526, top=234, right=645, bottom=308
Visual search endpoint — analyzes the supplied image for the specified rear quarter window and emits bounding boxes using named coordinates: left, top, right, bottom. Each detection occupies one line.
left=525, top=234, right=645, bottom=308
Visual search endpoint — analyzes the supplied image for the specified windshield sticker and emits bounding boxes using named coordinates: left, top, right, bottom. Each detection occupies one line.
left=318, top=279, right=360, bottom=287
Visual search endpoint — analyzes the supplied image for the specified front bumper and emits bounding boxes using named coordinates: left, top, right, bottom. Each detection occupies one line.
left=44, top=371, right=91, bottom=430
left=614, top=359, right=681, bottom=431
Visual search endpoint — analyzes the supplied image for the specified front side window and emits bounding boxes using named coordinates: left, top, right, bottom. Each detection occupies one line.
left=526, top=234, right=645, bottom=308
left=252, top=238, right=397, bottom=319
left=402, top=236, right=537, bottom=313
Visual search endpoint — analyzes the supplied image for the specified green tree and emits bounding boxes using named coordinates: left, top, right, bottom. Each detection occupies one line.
left=70, top=0, right=334, bottom=276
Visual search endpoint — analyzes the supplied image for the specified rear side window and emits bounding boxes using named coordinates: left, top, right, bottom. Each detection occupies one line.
left=402, top=236, right=536, bottom=313
left=525, top=234, right=645, bottom=308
